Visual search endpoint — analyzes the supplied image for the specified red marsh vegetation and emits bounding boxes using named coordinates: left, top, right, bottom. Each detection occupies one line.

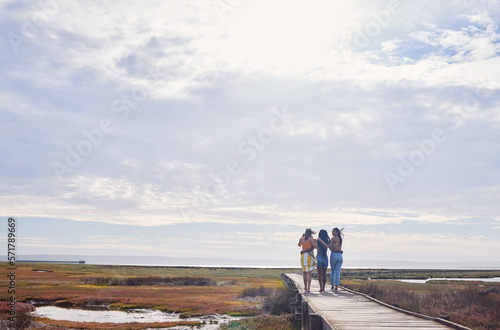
left=0, top=263, right=297, bottom=329
left=343, top=278, right=500, bottom=330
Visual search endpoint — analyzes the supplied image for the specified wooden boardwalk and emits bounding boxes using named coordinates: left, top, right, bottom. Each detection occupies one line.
left=284, top=273, right=465, bottom=330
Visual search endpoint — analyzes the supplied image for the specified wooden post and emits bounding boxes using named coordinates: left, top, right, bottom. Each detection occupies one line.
left=309, top=313, right=322, bottom=330
left=301, top=300, right=308, bottom=330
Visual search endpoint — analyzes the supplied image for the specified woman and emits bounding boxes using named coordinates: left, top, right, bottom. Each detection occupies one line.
left=329, top=227, right=344, bottom=291
left=298, top=228, right=317, bottom=292
left=316, top=229, right=331, bottom=292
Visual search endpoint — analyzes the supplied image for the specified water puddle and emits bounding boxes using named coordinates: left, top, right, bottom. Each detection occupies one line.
left=31, top=306, right=241, bottom=328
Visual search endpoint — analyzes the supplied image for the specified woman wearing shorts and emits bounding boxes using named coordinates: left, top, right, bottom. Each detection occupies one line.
left=316, top=229, right=331, bottom=292
left=298, top=228, right=317, bottom=292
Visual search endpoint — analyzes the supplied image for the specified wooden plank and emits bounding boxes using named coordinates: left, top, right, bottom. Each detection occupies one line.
left=285, top=273, right=457, bottom=330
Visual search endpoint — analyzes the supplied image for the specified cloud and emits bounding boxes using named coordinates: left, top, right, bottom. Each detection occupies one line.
left=1, top=1, right=500, bottom=264
left=409, top=14, right=499, bottom=63
left=347, top=231, right=500, bottom=262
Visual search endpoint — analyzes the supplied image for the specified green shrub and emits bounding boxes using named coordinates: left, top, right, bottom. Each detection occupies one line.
left=80, top=276, right=215, bottom=286
left=0, top=311, right=33, bottom=329
left=240, top=286, right=275, bottom=298
left=263, top=288, right=293, bottom=315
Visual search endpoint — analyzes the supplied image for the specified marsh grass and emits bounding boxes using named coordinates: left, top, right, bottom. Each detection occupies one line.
left=230, top=284, right=296, bottom=328
left=29, top=318, right=203, bottom=329
left=240, top=286, right=294, bottom=315
left=0, top=263, right=294, bottom=329
left=0, top=311, right=33, bottom=329
left=80, top=275, right=215, bottom=286
left=347, top=281, right=500, bottom=329
left=240, top=286, right=275, bottom=297
left=219, top=314, right=300, bottom=330
left=341, top=269, right=500, bottom=281
left=15, top=264, right=500, bottom=329
left=263, top=288, right=294, bottom=315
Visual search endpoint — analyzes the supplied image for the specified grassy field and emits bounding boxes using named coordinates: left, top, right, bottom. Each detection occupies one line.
left=1, top=263, right=499, bottom=329
left=0, top=263, right=300, bottom=329
left=341, top=270, right=500, bottom=330
left=339, top=268, right=500, bottom=280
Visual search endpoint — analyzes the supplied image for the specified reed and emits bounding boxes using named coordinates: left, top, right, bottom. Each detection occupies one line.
left=240, top=286, right=275, bottom=297
left=262, top=288, right=294, bottom=315
left=347, top=281, right=500, bottom=329
left=219, top=314, right=300, bottom=330
left=80, top=275, right=215, bottom=286
left=0, top=311, right=33, bottom=330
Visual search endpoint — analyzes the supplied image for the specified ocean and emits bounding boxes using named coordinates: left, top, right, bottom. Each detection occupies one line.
left=7, top=254, right=500, bottom=270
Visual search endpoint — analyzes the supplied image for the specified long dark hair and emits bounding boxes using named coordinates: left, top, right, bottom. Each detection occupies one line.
left=304, top=228, right=313, bottom=240
left=333, top=227, right=343, bottom=246
left=318, top=229, right=330, bottom=256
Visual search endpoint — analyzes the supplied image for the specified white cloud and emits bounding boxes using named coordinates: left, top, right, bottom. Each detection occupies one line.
left=347, top=231, right=500, bottom=262
left=1, top=0, right=500, bottom=264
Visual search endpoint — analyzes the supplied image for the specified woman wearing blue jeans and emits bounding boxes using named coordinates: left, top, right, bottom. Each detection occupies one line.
left=329, top=228, right=343, bottom=291
left=317, top=227, right=344, bottom=291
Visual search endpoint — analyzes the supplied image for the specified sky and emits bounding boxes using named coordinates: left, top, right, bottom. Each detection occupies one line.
left=1, top=0, right=500, bottom=267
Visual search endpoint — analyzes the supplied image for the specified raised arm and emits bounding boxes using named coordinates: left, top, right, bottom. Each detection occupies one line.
left=317, top=237, right=331, bottom=248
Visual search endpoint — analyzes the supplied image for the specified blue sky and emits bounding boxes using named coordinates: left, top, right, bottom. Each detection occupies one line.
left=1, top=0, right=500, bottom=267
